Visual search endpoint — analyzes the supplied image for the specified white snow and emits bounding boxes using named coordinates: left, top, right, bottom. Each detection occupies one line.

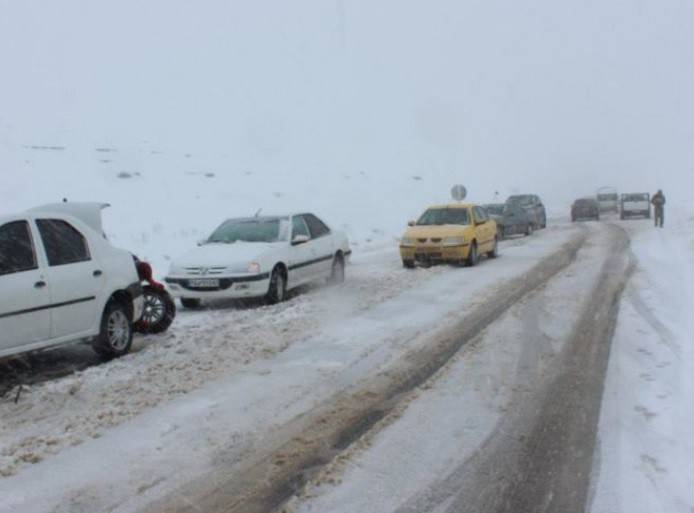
left=589, top=205, right=694, bottom=513
left=0, top=226, right=577, bottom=513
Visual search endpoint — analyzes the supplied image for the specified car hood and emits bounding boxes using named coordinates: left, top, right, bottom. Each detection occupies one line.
left=173, top=242, right=281, bottom=268
left=403, top=225, right=469, bottom=239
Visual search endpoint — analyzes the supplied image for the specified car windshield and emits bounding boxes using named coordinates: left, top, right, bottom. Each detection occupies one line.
left=597, top=194, right=618, bottom=201
left=483, top=204, right=504, bottom=215
left=416, top=208, right=470, bottom=226
left=575, top=199, right=595, bottom=207
left=623, top=193, right=648, bottom=201
left=207, top=218, right=289, bottom=243
left=507, top=195, right=535, bottom=207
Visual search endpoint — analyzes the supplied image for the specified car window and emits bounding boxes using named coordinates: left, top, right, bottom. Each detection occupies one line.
left=417, top=208, right=469, bottom=226
left=473, top=207, right=488, bottom=223
left=292, top=216, right=311, bottom=239
left=0, top=220, right=38, bottom=276
left=302, top=214, right=331, bottom=238
left=36, top=219, right=91, bottom=266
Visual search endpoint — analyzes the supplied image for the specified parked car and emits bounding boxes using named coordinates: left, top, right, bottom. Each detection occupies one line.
left=505, top=194, right=547, bottom=229
left=482, top=203, right=533, bottom=239
left=0, top=203, right=144, bottom=360
left=399, top=203, right=498, bottom=268
left=571, top=198, right=600, bottom=222
left=165, top=214, right=351, bottom=307
left=620, top=193, right=651, bottom=219
left=596, top=187, right=619, bottom=213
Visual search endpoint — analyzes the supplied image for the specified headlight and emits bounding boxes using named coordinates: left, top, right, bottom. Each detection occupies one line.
left=442, top=237, right=466, bottom=246
left=400, top=237, right=415, bottom=247
left=247, top=262, right=261, bottom=274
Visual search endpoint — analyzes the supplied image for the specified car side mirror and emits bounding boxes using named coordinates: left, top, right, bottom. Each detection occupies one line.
left=476, top=219, right=487, bottom=226
left=408, top=220, right=416, bottom=227
left=292, top=234, right=310, bottom=245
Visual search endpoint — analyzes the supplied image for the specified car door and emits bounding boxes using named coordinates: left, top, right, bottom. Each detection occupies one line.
left=472, top=207, right=492, bottom=250
left=302, top=214, right=334, bottom=279
left=35, top=218, right=105, bottom=339
left=287, top=215, right=313, bottom=286
left=508, top=205, right=525, bottom=234
left=0, top=219, right=51, bottom=353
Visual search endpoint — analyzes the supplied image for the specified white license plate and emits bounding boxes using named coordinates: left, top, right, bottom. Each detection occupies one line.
left=188, top=278, right=220, bottom=288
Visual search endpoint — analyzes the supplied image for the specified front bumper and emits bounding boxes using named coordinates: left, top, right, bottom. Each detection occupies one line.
left=164, top=274, right=271, bottom=299
left=399, top=244, right=470, bottom=264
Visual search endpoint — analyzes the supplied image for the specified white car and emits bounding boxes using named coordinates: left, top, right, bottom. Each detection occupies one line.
left=166, top=213, right=351, bottom=307
left=0, top=203, right=144, bottom=360
left=620, top=193, right=651, bottom=219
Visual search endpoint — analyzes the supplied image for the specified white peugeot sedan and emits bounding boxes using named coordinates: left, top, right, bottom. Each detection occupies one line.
left=0, top=203, right=144, bottom=360
left=165, top=213, right=351, bottom=307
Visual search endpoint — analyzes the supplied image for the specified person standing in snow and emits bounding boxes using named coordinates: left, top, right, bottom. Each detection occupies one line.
left=651, top=189, right=666, bottom=228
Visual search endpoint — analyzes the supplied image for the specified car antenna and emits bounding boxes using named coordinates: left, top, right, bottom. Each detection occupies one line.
left=254, top=208, right=262, bottom=217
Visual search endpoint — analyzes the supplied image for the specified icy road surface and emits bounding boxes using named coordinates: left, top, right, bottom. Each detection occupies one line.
left=0, top=225, right=580, bottom=513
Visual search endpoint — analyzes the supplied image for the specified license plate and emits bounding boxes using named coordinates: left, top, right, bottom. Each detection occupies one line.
left=188, top=278, right=220, bottom=288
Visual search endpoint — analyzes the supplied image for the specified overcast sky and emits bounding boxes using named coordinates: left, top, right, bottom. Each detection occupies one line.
left=1, top=0, right=692, bottom=201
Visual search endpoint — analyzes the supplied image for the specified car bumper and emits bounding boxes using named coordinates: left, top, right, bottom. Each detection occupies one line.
left=399, top=244, right=470, bottom=263
left=164, top=275, right=271, bottom=299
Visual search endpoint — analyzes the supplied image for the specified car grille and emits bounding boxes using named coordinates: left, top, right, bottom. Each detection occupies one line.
left=184, top=266, right=227, bottom=276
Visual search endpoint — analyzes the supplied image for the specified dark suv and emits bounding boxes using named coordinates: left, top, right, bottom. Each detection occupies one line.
left=506, top=194, right=547, bottom=229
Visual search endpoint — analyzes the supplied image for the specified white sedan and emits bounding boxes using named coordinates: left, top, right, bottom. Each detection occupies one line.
left=165, top=213, right=351, bottom=307
left=0, top=203, right=144, bottom=360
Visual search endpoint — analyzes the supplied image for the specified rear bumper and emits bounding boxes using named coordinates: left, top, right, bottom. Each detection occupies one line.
left=164, top=275, right=271, bottom=299
left=399, top=244, right=470, bottom=263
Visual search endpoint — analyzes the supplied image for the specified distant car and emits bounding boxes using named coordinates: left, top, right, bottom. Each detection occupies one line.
left=482, top=203, right=533, bottom=239
left=571, top=198, right=600, bottom=222
left=165, top=214, right=351, bottom=307
left=620, top=193, right=651, bottom=219
left=0, top=203, right=144, bottom=360
left=399, top=203, right=498, bottom=268
left=506, top=194, right=547, bottom=229
left=596, top=187, right=619, bottom=213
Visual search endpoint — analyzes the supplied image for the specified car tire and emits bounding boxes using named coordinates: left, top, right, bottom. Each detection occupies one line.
left=466, top=242, right=478, bottom=267
left=487, top=237, right=499, bottom=259
left=266, top=266, right=287, bottom=304
left=402, top=260, right=415, bottom=269
left=180, top=297, right=202, bottom=309
left=135, top=286, right=176, bottom=334
left=92, top=299, right=133, bottom=358
left=329, top=253, right=346, bottom=284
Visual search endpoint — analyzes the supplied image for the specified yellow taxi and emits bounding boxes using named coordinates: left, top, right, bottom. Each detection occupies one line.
left=399, top=203, right=499, bottom=268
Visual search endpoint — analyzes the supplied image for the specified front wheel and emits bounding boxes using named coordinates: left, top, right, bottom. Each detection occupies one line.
left=135, top=286, right=176, bottom=334
left=266, top=267, right=287, bottom=304
left=466, top=242, right=478, bottom=267
left=92, top=300, right=133, bottom=358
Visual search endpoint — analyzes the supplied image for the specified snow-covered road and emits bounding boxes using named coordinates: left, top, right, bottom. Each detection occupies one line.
left=0, top=224, right=583, bottom=513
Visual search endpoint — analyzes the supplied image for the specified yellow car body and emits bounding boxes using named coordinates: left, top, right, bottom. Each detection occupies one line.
left=399, top=203, right=499, bottom=267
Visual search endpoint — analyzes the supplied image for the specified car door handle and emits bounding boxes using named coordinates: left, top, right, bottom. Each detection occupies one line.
left=34, top=281, right=47, bottom=289
left=93, top=270, right=103, bottom=277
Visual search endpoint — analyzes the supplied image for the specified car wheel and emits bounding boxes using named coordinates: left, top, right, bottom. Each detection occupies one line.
left=266, top=266, right=287, bottom=304
left=487, top=237, right=499, bottom=259
left=92, top=300, right=133, bottom=358
left=402, top=260, right=415, bottom=269
left=466, top=242, right=478, bottom=267
left=329, top=253, right=346, bottom=284
left=525, top=223, right=533, bottom=235
left=181, top=297, right=202, bottom=309
left=135, top=286, right=176, bottom=334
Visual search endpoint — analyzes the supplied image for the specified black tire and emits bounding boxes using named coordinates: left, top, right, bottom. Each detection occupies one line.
left=135, top=286, right=176, bottom=334
left=466, top=242, right=478, bottom=267
left=402, top=260, right=415, bottom=269
left=180, top=297, right=202, bottom=309
left=487, top=237, right=499, bottom=259
left=266, top=266, right=287, bottom=304
left=329, top=253, right=346, bottom=284
left=92, top=300, right=133, bottom=358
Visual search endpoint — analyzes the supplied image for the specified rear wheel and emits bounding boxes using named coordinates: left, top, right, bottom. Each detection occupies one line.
left=329, top=254, right=346, bottom=284
left=266, top=266, right=287, bottom=304
left=487, top=237, right=499, bottom=259
left=466, top=242, right=478, bottom=267
left=180, top=297, right=202, bottom=309
left=92, top=300, right=133, bottom=358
